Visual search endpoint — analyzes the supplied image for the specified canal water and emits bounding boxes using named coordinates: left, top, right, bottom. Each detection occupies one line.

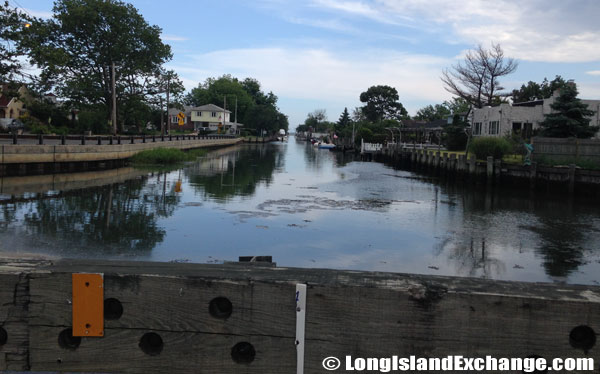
left=1, top=136, right=600, bottom=285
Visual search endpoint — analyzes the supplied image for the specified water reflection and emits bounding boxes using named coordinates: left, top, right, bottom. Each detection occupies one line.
left=0, top=138, right=599, bottom=285
left=186, top=144, right=283, bottom=202
left=432, top=182, right=600, bottom=281
left=0, top=172, right=180, bottom=256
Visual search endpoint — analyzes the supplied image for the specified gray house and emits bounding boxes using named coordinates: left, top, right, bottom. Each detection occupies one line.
left=471, top=89, right=600, bottom=139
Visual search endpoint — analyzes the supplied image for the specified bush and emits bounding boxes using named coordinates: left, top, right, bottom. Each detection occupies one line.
left=468, top=137, right=512, bottom=159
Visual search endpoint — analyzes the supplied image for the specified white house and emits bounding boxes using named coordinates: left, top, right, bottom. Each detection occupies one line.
left=168, top=104, right=243, bottom=134
left=471, top=89, right=600, bottom=139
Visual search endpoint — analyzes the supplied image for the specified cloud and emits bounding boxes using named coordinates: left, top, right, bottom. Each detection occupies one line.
left=304, top=0, right=600, bottom=63
left=161, top=34, right=189, bottom=42
left=586, top=71, right=600, bottom=76
left=172, top=47, right=452, bottom=124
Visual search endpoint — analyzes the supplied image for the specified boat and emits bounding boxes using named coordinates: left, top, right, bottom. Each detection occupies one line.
left=317, top=143, right=335, bottom=149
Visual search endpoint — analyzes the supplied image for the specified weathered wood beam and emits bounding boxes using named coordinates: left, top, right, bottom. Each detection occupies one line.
left=0, top=258, right=598, bottom=373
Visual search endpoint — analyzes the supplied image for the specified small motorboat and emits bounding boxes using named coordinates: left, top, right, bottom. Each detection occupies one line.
left=317, top=143, right=335, bottom=149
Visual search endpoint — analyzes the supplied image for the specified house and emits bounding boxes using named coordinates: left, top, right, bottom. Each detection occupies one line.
left=471, top=86, right=600, bottom=139
left=168, top=104, right=243, bottom=134
left=0, top=84, right=29, bottom=119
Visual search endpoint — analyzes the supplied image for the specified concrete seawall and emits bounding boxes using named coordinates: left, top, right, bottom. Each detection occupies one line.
left=0, top=137, right=242, bottom=176
left=378, top=147, right=600, bottom=194
left=0, top=258, right=597, bottom=373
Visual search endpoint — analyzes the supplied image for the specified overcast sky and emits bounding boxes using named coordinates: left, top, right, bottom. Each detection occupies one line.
left=13, top=0, right=600, bottom=127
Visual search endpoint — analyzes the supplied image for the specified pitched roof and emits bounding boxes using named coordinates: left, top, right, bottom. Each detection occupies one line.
left=0, top=95, right=10, bottom=107
left=190, top=103, right=231, bottom=113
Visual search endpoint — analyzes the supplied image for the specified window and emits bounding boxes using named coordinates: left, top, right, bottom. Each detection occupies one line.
left=473, top=122, right=482, bottom=135
left=211, top=112, right=217, bottom=117
left=171, top=115, right=178, bottom=123
left=512, top=122, right=522, bottom=134
left=488, top=121, right=499, bottom=135
left=196, top=111, right=202, bottom=116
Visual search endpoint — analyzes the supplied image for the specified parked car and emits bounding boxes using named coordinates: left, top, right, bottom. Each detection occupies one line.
left=0, top=118, right=25, bottom=134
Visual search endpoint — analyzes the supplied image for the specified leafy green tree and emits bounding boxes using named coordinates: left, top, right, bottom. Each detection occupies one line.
left=304, top=109, right=331, bottom=132
left=540, top=76, right=567, bottom=98
left=511, top=76, right=566, bottom=103
left=444, top=114, right=469, bottom=151
left=444, top=97, right=470, bottom=114
left=21, top=0, right=172, bottom=131
left=0, top=1, right=31, bottom=81
left=414, top=104, right=451, bottom=122
left=359, top=85, right=408, bottom=122
left=185, top=75, right=286, bottom=134
left=539, top=83, right=598, bottom=138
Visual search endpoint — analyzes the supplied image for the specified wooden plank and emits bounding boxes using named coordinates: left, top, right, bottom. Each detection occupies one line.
left=30, top=326, right=295, bottom=373
left=0, top=273, right=29, bottom=371
left=1, top=258, right=599, bottom=373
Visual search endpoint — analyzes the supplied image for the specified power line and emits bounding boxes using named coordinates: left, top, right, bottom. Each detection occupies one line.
left=8, top=0, right=33, bottom=18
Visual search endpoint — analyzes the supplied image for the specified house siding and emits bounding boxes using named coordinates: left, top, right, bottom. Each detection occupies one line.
left=472, top=93, right=600, bottom=139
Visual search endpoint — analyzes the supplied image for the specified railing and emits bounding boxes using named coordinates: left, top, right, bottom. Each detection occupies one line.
left=0, top=133, right=237, bottom=145
left=361, top=140, right=383, bottom=153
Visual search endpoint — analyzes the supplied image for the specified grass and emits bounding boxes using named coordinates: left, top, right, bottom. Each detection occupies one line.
left=130, top=147, right=208, bottom=165
left=534, top=155, right=600, bottom=170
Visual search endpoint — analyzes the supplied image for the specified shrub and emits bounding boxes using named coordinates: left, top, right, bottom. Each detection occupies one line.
left=468, top=137, right=512, bottom=159
left=131, top=148, right=208, bottom=165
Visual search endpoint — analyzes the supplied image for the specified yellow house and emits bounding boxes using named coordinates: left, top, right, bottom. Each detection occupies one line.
left=0, top=85, right=29, bottom=119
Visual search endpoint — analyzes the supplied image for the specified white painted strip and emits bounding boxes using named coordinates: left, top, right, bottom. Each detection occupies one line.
left=295, top=283, right=307, bottom=374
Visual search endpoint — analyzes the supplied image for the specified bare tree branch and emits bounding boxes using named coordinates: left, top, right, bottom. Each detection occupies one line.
left=441, top=44, right=518, bottom=108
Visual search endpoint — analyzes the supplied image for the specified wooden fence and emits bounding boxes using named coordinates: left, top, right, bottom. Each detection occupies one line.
left=533, top=136, right=600, bottom=163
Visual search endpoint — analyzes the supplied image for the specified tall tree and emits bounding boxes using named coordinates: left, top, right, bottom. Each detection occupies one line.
left=185, top=75, right=287, bottom=133
left=539, top=83, right=598, bottom=138
left=511, top=76, right=567, bottom=103
left=304, top=109, right=329, bottom=132
left=441, top=43, right=517, bottom=108
left=337, top=107, right=351, bottom=127
left=21, top=0, right=172, bottom=130
left=414, top=104, right=451, bottom=122
left=0, top=1, right=31, bottom=82
left=359, top=85, right=408, bottom=122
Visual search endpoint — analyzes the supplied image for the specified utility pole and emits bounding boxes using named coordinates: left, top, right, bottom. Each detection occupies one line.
left=166, top=76, right=170, bottom=135
left=159, top=96, right=164, bottom=135
left=111, top=61, right=117, bottom=135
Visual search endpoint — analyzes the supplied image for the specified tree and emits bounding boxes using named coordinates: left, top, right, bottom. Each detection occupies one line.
left=414, top=104, right=451, bottom=122
left=444, top=97, right=470, bottom=114
left=185, top=75, right=286, bottom=134
left=444, top=114, right=469, bottom=151
left=441, top=43, right=517, bottom=108
left=21, top=0, right=172, bottom=131
left=304, top=109, right=330, bottom=132
left=511, top=76, right=567, bottom=103
left=539, top=83, right=598, bottom=138
left=0, top=1, right=31, bottom=81
left=337, top=108, right=351, bottom=127
left=359, top=85, right=408, bottom=122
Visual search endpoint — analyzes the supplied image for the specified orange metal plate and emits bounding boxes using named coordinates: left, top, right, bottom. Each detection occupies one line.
left=72, top=273, right=104, bottom=337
